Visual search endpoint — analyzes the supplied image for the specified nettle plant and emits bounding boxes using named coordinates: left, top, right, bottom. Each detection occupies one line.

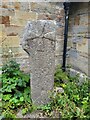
left=0, top=60, right=32, bottom=118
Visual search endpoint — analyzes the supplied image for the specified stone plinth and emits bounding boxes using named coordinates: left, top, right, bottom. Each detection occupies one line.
left=21, top=20, right=56, bottom=105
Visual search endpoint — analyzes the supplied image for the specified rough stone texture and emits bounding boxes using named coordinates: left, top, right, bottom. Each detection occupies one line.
left=0, top=1, right=89, bottom=77
left=21, top=20, right=56, bottom=105
left=68, top=2, right=89, bottom=76
left=0, top=1, right=64, bottom=73
left=54, top=87, right=64, bottom=93
left=17, top=109, right=60, bottom=118
left=69, top=68, right=88, bottom=85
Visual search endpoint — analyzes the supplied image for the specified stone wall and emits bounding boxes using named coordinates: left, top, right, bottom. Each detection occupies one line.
left=0, top=1, right=64, bottom=73
left=0, top=1, right=89, bottom=76
left=68, top=2, right=89, bottom=76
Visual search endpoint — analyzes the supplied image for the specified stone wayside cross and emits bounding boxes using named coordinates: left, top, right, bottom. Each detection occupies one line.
left=21, top=20, right=56, bottom=105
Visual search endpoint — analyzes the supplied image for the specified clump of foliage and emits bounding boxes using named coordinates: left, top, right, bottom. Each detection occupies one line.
left=1, top=61, right=90, bottom=119
left=0, top=60, right=32, bottom=118
left=54, top=65, right=69, bottom=85
left=39, top=65, right=90, bottom=119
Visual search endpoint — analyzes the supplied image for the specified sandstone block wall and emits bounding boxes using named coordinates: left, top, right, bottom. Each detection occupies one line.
left=0, top=1, right=64, bottom=73
left=68, top=3, right=89, bottom=76
left=0, top=1, right=89, bottom=76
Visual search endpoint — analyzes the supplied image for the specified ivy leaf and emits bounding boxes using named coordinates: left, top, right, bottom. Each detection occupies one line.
left=22, top=108, right=28, bottom=115
left=0, top=102, right=2, bottom=107
left=10, top=97, right=18, bottom=104
left=76, top=107, right=81, bottom=116
left=17, top=79, right=23, bottom=86
left=14, top=91, right=23, bottom=98
left=3, top=94, right=12, bottom=101
left=20, top=97, right=24, bottom=102
left=5, top=86, right=12, bottom=92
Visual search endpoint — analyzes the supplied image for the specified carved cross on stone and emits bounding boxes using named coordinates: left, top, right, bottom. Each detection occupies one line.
left=21, top=20, right=56, bottom=105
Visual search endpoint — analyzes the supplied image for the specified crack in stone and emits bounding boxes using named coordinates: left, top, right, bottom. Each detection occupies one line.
left=26, top=36, right=55, bottom=42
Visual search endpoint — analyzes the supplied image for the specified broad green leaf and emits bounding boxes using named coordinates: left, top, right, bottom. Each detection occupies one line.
left=3, top=94, right=12, bottom=101
left=20, top=97, right=24, bottom=102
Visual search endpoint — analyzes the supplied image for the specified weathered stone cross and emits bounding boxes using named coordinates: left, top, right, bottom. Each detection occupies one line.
left=21, top=20, right=56, bottom=105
